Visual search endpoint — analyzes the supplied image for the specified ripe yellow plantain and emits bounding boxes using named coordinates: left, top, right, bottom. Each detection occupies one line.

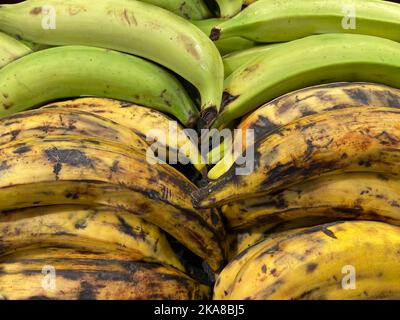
left=0, top=247, right=210, bottom=300
left=42, top=98, right=206, bottom=171
left=0, top=107, right=148, bottom=153
left=0, top=136, right=226, bottom=271
left=221, top=221, right=400, bottom=300
left=223, top=172, right=400, bottom=230
left=0, top=205, right=184, bottom=271
left=194, top=107, right=400, bottom=208
left=208, top=82, right=400, bottom=180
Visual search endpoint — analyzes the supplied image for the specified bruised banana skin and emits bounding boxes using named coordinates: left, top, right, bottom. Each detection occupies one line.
left=141, top=0, right=212, bottom=19
left=0, top=46, right=198, bottom=127
left=42, top=98, right=206, bottom=172
left=0, top=205, right=184, bottom=271
left=209, top=82, right=400, bottom=179
left=223, top=43, right=280, bottom=77
left=0, top=0, right=223, bottom=122
left=0, top=248, right=210, bottom=300
left=211, top=0, right=400, bottom=42
left=214, top=226, right=305, bottom=299
left=215, top=0, right=243, bottom=18
left=194, top=107, right=400, bottom=208
left=0, top=108, right=148, bottom=153
left=211, top=33, right=400, bottom=130
left=191, top=18, right=255, bottom=55
left=224, top=221, right=400, bottom=300
left=223, top=172, right=400, bottom=230
left=230, top=216, right=342, bottom=259
left=0, top=136, right=226, bottom=271
left=0, top=31, right=32, bottom=68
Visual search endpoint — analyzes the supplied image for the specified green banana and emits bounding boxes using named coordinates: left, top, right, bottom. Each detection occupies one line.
left=212, top=33, right=400, bottom=129
left=141, top=0, right=212, bottom=19
left=210, top=0, right=400, bottom=42
left=0, top=31, right=32, bottom=68
left=191, top=18, right=256, bottom=55
left=0, top=46, right=198, bottom=126
left=215, top=0, right=243, bottom=18
left=0, top=0, right=223, bottom=124
left=223, top=43, right=280, bottom=77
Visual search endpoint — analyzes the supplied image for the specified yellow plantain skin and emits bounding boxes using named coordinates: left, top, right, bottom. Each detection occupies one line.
left=214, top=226, right=305, bottom=298
left=223, top=172, right=400, bottom=230
left=0, top=107, right=148, bottom=153
left=208, top=82, right=400, bottom=180
left=0, top=247, right=210, bottom=300
left=0, top=136, right=226, bottom=271
left=0, top=205, right=184, bottom=271
left=42, top=98, right=206, bottom=171
left=194, top=107, right=400, bottom=208
left=220, top=221, right=400, bottom=300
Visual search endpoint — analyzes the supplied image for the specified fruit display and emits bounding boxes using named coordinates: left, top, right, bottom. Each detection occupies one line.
left=0, top=0, right=400, bottom=301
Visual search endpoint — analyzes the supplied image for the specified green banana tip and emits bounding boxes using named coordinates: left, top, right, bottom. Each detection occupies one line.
left=209, top=27, right=221, bottom=41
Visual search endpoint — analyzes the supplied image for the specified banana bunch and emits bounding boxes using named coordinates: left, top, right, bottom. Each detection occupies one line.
left=0, top=247, right=210, bottom=300
left=215, top=221, right=400, bottom=300
left=41, top=97, right=206, bottom=172
left=195, top=106, right=400, bottom=208
left=208, top=82, right=400, bottom=179
left=0, top=0, right=224, bottom=124
left=211, top=33, right=400, bottom=129
left=0, top=46, right=199, bottom=127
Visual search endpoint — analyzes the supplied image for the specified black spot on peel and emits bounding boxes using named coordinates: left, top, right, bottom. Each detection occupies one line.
left=344, top=88, right=370, bottom=105
left=45, top=148, right=92, bottom=180
left=45, top=148, right=92, bottom=167
left=30, top=7, right=43, bottom=15
left=220, top=92, right=239, bottom=113
left=74, top=219, right=87, bottom=229
left=0, top=161, right=10, bottom=172
left=211, top=211, right=220, bottom=226
left=117, top=215, right=145, bottom=241
left=210, top=27, right=221, bottom=41
left=261, top=264, right=267, bottom=274
left=306, top=263, right=318, bottom=273
left=248, top=116, right=280, bottom=141
left=78, top=281, right=96, bottom=300
left=321, top=226, right=337, bottom=239
left=13, top=145, right=31, bottom=154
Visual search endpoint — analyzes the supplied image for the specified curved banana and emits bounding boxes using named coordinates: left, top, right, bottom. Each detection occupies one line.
left=215, top=0, right=243, bottom=18
left=0, top=0, right=223, bottom=124
left=0, top=107, right=148, bottom=153
left=141, top=0, right=212, bottom=19
left=223, top=172, right=400, bottom=230
left=194, top=107, right=400, bottom=208
left=221, top=221, right=400, bottom=300
left=215, top=226, right=302, bottom=298
left=212, top=33, right=400, bottom=130
left=191, top=18, right=255, bottom=55
left=210, top=0, right=400, bottom=42
left=209, top=82, right=400, bottom=179
left=0, top=205, right=184, bottom=271
left=42, top=98, right=206, bottom=172
left=0, top=31, right=32, bottom=68
left=223, top=43, right=280, bottom=77
left=0, top=46, right=198, bottom=127
left=0, top=247, right=210, bottom=300
left=0, top=136, right=226, bottom=271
